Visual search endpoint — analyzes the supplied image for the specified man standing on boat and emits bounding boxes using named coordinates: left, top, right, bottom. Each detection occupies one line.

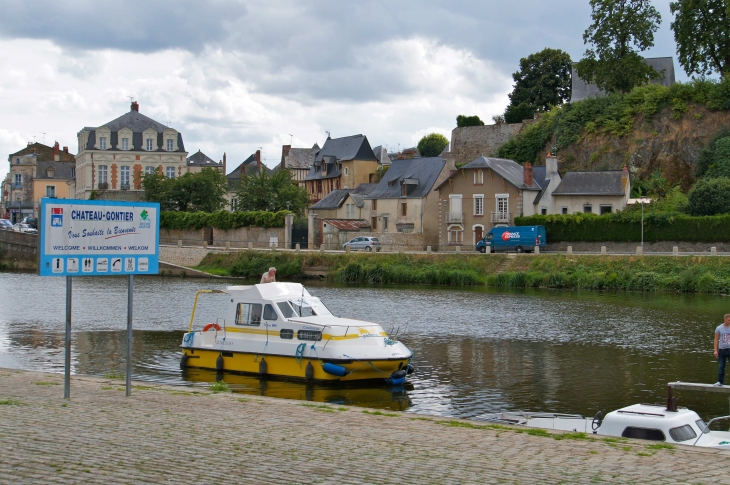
left=261, top=267, right=276, bottom=284
left=714, top=314, right=730, bottom=386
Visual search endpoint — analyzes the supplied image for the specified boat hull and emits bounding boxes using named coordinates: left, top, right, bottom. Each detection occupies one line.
left=181, top=347, right=411, bottom=382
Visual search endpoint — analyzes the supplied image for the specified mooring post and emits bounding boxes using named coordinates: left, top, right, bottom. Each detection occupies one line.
left=427, top=245, right=431, bottom=254
left=666, top=385, right=677, bottom=412
left=296, top=243, right=300, bottom=252
left=712, top=247, right=717, bottom=256
left=567, top=246, right=573, bottom=255
left=248, top=241, right=253, bottom=250
left=225, top=241, right=231, bottom=250
left=601, top=246, right=607, bottom=255
left=673, top=246, right=679, bottom=256
left=534, top=246, right=540, bottom=255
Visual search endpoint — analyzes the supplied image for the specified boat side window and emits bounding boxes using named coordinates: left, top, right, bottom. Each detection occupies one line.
left=277, top=301, right=296, bottom=318
left=263, top=304, right=278, bottom=321
left=289, top=299, right=317, bottom=317
left=280, top=329, right=294, bottom=339
left=669, top=424, right=697, bottom=442
left=696, top=419, right=710, bottom=434
left=235, top=303, right=262, bottom=326
left=298, top=330, right=322, bottom=341
left=621, top=427, right=665, bottom=441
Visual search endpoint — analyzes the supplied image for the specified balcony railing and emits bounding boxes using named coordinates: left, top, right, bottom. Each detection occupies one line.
left=120, top=183, right=130, bottom=190
left=491, top=212, right=511, bottom=223
left=445, top=212, right=464, bottom=224
left=11, top=183, right=22, bottom=189
left=98, top=182, right=109, bottom=190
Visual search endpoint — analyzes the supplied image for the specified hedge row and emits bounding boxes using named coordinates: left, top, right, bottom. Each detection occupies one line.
left=515, top=213, right=730, bottom=243
left=160, top=210, right=289, bottom=230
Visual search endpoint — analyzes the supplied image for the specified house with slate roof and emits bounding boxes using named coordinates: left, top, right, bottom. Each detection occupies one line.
left=74, top=101, right=188, bottom=200
left=304, top=134, right=379, bottom=202
left=551, top=166, right=630, bottom=215
left=308, top=183, right=377, bottom=220
left=187, top=150, right=224, bottom=174
left=365, top=156, right=453, bottom=248
left=280, top=143, right=320, bottom=187
left=435, top=156, right=543, bottom=247
left=225, top=150, right=274, bottom=211
left=2, top=142, right=75, bottom=221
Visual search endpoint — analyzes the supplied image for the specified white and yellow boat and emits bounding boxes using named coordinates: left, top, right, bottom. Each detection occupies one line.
left=180, top=283, right=414, bottom=383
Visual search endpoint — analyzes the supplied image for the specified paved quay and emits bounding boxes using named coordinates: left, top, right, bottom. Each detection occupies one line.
left=1, top=369, right=728, bottom=485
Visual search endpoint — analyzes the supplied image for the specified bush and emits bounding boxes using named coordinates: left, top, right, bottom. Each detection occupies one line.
left=686, top=178, right=730, bottom=216
left=161, top=210, right=289, bottom=230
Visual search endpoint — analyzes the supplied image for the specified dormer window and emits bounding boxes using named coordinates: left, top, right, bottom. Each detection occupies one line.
left=474, top=169, right=484, bottom=184
left=99, top=137, right=107, bottom=150
left=121, top=138, right=129, bottom=150
left=47, top=168, right=55, bottom=178
left=146, top=139, right=154, bottom=151
left=15, top=158, right=19, bottom=164
left=166, top=139, right=173, bottom=151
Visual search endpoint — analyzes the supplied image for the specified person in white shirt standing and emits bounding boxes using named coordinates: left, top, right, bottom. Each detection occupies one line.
left=714, top=314, right=730, bottom=386
left=260, top=267, right=276, bottom=284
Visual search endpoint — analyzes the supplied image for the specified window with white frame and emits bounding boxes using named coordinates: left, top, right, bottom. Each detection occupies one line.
left=145, top=166, right=155, bottom=175
left=474, top=195, right=484, bottom=216
left=584, top=204, right=593, bottom=213
left=166, top=139, right=173, bottom=151
left=146, top=138, right=154, bottom=151
left=14, top=174, right=21, bottom=185
left=99, top=137, right=107, bottom=150
left=344, top=167, right=349, bottom=176
left=46, top=185, right=56, bottom=197
left=121, top=138, right=129, bottom=150
left=447, top=225, right=463, bottom=244
left=382, top=215, right=389, bottom=232
left=120, top=166, right=130, bottom=189
left=496, top=195, right=509, bottom=218
left=98, top=165, right=108, bottom=186
left=166, top=166, right=175, bottom=178
left=474, top=170, right=484, bottom=184
left=541, top=207, right=547, bottom=215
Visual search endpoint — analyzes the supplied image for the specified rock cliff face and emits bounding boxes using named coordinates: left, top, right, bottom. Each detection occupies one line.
left=557, top=104, right=730, bottom=191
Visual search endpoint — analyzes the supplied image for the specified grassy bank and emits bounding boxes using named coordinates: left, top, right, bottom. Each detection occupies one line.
left=195, top=251, right=730, bottom=293
left=496, top=255, right=730, bottom=293
left=195, top=251, right=507, bottom=286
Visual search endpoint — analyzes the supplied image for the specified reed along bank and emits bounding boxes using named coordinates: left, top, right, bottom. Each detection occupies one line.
left=193, top=251, right=730, bottom=294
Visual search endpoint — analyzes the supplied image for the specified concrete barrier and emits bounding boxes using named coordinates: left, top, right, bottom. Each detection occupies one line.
left=427, top=246, right=431, bottom=254
left=712, top=247, right=717, bottom=256
left=567, top=246, right=573, bottom=255
left=534, top=246, right=540, bottom=255
left=636, top=246, right=643, bottom=256
left=673, top=246, right=679, bottom=256
left=296, top=243, right=300, bottom=252
left=601, top=246, right=606, bottom=255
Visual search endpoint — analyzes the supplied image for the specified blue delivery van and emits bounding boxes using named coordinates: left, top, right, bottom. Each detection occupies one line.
left=475, top=225, right=547, bottom=253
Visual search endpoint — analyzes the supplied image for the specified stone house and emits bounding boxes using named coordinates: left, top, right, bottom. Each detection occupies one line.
left=304, top=135, right=379, bottom=203
left=186, top=150, right=225, bottom=174
left=74, top=101, right=188, bottom=201
left=551, top=167, right=631, bottom=214
left=365, top=156, right=453, bottom=249
left=226, top=150, right=274, bottom=211
left=3, top=142, right=75, bottom=222
left=280, top=143, right=320, bottom=187
left=434, top=156, right=542, bottom=248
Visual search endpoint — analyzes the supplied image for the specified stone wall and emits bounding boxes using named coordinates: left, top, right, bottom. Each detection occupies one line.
left=160, top=227, right=288, bottom=248
left=448, top=122, right=534, bottom=165
left=0, top=230, right=37, bottom=260
left=546, top=241, right=730, bottom=253
left=159, top=246, right=210, bottom=266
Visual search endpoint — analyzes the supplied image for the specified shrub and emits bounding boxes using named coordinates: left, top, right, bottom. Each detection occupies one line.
left=161, top=210, right=289, bottom=230
left=686, top=178, right=730, bottom=216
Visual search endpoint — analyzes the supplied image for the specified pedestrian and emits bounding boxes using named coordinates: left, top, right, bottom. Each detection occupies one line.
left=714, top=314, right=730, bottom=386
left=260, top=267, right=276, bottom=284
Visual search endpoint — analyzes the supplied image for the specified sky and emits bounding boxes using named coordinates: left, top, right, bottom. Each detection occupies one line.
left=0, top=0, right=686, bottom=183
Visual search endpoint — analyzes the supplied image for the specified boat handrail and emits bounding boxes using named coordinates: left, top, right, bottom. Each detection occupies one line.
left=616, top=410, right=666, bottom=417
left=188, top=289, right=227, bottom=332
left=693, top=415, right=730, bottom=446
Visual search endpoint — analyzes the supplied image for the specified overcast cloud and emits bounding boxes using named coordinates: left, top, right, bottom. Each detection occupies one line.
left=0, top=1, right=684, bottom=183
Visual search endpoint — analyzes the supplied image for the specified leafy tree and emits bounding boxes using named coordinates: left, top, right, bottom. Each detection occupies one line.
left=695, top=128, right=730, bottom=178
left=505, top=48, right=573, bottom=122
left=670, top=0, right=730, bottom=78
left=491, top=114, right=505, bottom=125
left=456, top=115, right=485, bottom=127
left=233, top=168, right=309, bottom=216
left=141, top=167, right=228, bottom=212
left=417, top=133, right=449, bottom=157
left=575, top=0, right=662, bottom=94
left=687, top=177, right=730, bottom=215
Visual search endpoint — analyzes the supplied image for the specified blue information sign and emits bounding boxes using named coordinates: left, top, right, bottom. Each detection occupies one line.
left=38, top=199, right=160, bottom=277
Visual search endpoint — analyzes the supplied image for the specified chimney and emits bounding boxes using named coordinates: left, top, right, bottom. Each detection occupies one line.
left=546, top=155, right=558, bottom=176
left=131, top=101, right=139, bottom=112
left=223, top=152, right=227, bottom=175
left=281, top=144, right=291, bottom=168
left=63, top=146, right=68, bottom=153
left=53, top=142, right=60, bottom=161
left=523, top=162, right=534, bottom=187
left=255, top=149, right=261, bottom=173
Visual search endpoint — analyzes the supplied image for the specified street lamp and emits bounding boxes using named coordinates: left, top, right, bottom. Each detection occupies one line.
left=627, top=197, right=652, bottom=249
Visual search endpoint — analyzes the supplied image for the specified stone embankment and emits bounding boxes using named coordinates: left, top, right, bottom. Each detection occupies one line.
left=0, top=368, right=727, bottom=484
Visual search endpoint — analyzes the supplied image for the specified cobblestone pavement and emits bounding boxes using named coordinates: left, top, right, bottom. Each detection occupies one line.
left=1, top=369, right=728, bottom=485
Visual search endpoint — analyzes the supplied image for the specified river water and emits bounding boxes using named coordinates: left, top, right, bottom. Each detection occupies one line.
left=2, top=271, right=729, bottom=421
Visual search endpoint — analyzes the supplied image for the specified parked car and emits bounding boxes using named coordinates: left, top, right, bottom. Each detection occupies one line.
left=13, top=223, right=37, bottom=234
left=0, top=219, right=12, bottom=230
left=343, top=236, right=381, bottom=252
left=476, top=225, right=546, bottom=253
left=21, top=216, right=38, bottom=229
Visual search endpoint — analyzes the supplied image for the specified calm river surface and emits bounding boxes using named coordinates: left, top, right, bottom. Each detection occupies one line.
left=2, top=271, right=729, bottom=421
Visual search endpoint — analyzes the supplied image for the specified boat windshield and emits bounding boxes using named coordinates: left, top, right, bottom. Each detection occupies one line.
left=696, top=419, right=710, bottom=434
left=277, top=298, right=332, bottom=318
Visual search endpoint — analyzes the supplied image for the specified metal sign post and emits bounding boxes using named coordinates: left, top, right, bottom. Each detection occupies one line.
left=38, top=199, right=160, bottom=399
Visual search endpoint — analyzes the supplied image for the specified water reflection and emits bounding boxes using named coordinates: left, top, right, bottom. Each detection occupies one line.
left=1, top=272, right=729, bottom=420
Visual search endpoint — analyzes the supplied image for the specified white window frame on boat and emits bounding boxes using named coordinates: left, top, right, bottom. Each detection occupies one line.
left=235, top=303, right=262, bottom=326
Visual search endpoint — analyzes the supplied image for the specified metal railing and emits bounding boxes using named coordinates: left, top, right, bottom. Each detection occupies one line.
left=445, top=212, right=464, bottom=224
left=491, top=212, right=511, bottom=223
left=11, top=183, right=22, bottom=189
left=120, top=183, right=130, bottom=190
left=98, top=182, right=109, bottom=190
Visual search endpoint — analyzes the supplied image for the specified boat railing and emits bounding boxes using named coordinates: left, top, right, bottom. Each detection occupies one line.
left=693, top=415, right=730, bottom=446
left=188, top=289, right=228, bottom=332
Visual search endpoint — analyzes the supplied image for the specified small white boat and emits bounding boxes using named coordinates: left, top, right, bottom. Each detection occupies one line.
left=180, top=282, right=414, bottom=383
left=479, top=403, right=730, bottom=448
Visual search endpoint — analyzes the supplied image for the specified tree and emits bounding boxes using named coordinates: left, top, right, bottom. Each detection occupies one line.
left=417, top=133, right=449, bottom=157
left=687, top=177, right=730, bottom=215
left=575, top=0, right=662, bottom=94
left=695, top=128, right=730, bottom=178
left=233, top=168, right=309, bottom=215
left=141, top=167, right=228, bottom=212
left=505, top=48, right=573, bottom=123
left=456, top=115, right=485, bottom=127
left=671, top=0, right=730, bottom=78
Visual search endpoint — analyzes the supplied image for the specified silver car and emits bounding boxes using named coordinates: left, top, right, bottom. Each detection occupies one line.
left=13, top=223, right=37, bottom=234
left=0, top=219, right=12, bottom=230
left=342, top=236, right=381, bottom=252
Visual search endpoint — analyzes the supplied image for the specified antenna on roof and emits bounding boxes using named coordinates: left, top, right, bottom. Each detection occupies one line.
left=288, top=134, right=293, bottom=145
left=32, top=135, right=36, bottom=143
left=40, top=132, right=46, bottom=144
left=325, top=130, right=331, bottom=139
left=128, top=95, right=135, bottom=102
left=167, top=119, right=172, bottom=127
